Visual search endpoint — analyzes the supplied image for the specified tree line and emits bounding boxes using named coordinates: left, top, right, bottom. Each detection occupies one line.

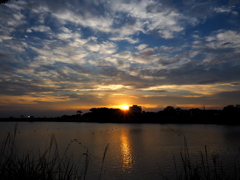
left=60, top=104, right=240, bottom=125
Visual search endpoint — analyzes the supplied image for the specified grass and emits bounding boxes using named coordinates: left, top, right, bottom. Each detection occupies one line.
left=171, top=135, right=240, bottom=180
left=0, top=125, right=92, bottom=180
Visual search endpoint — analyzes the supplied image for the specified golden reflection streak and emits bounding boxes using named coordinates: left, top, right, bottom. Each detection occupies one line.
left=120, top=130, right=134, bottom=171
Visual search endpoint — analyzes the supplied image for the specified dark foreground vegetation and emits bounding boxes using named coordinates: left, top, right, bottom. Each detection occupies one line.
left=1, top=128, right=240, bottom=180
left=0, top=127, right=92, bottom=180
left=171, top=136, right=240, bottom=180
left=1, top=104, right=240, bottom=125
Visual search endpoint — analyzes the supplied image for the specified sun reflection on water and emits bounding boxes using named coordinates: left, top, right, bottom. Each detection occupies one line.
left=120, top=131, right=134, bottom=171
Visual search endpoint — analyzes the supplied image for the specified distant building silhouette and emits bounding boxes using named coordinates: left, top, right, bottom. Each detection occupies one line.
left=129, top=105, right=142, bottom=113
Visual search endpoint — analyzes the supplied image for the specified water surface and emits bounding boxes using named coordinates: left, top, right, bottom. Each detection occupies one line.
left=0, top=122, right=240, bottom=179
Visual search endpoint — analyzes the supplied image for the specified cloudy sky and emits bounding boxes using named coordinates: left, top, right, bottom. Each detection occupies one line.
left=0, top=0, right=240, bottom=117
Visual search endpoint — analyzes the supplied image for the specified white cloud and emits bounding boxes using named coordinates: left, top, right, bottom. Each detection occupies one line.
left=5, top=1, right=25, bottom=10
left=160, top=46, right=173, bottom=51
left=113, top=51, right=134, bottom=61
left=115, top=20, right=143, bottom=37
left=99, top=41, right=117, bottom=55
left=216, top=30, right=240, bottom=43
left=5, top=11, right=26, bottom=28
left=0, top=35, right=12, bottom=42
left=3, top=0, right=196, bottom=43
left=69, top=37, right=88, bottom=48
left=206, top=30, right=240, bottom=49
left=87, top=43, right=100, bottom=52
left=33, top=0, right=197, bottom=40
left=214, top=6, right=238, bottom=15
left=109, top=0, right=194, bottom=39
left=136, top=44, right=148, bottom=51
left=109, top=36, right=139, bottom=44
left=52, top=10, right=113, bottom=33
left=30, top=25, right=51, bottom=33
left=85, top=40, right=117, bottom=55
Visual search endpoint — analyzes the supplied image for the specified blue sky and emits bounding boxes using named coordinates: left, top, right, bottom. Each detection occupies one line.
left=0, top=0, right=240, bottom=117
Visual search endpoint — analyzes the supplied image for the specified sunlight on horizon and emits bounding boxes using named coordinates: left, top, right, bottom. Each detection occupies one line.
left=120, top=105, right=129, bottom=110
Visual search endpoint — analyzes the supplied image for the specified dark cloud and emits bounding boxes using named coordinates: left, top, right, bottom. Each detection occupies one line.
left=0, top=53, right=17, bottom=72
left=215, top=90, right=240, bottom=100
left=198, top=79, right=219, bottom=85
left=0, top=81, right=54, bottom=96
left=137, top=89, right=167, bottom=93
left=167, top=64, right=240, bottom=85
left=138, top=61, right=240, bottom=86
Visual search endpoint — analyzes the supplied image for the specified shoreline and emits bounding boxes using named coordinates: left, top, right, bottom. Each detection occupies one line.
left=0, top=117, right=239, bottom=125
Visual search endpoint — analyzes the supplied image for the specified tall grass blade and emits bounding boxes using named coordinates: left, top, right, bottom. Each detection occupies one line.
left=82, top=151, right=90, bottom=180
left=0, top=129, right=92, bottom=180
left=173, top=154, right=179, bottom=179
left=99, top=143, right=110, bottom=180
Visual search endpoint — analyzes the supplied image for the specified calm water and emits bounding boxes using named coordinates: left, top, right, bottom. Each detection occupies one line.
left=0, top=122, right=240, bottom=179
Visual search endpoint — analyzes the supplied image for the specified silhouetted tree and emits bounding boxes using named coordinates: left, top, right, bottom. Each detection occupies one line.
left=87, top=108, right=123, bottom=122
left=76, top=110, right=82, bottom=116
left=189, top=108, right=201, bottom=116
left=78, top=104, right=240, bottom=124
left=223, top=105, right=235, bottom=113
left=163, top=106, right=176, bottom=117
left=236, top=104, right=240, bottom=113
left=163, top=106, right=175, bottom=112
left=219, top=104, right=240, bottom=124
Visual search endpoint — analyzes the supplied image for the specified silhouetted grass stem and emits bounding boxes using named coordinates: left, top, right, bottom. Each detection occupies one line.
left=0, top=130, right=89, bottom=180
left=171, top=138, right=240, bottom=180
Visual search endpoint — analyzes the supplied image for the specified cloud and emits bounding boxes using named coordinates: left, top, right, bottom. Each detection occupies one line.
left=109, top=0, right=196, bottom=38
left=0, top=2, right=26, bottom=34
left=22, top=0, right=197, bottom=39
left=51, top=6, right=114, bottom=34
left=136, top=44, right=148, bottom=51
left=206, top=30, right=240, bottom=48
left=86, top=41, right=117, bottom=54
left=215, top=90, right=240, bottom=100
left=28, top=25, right=51, bottom=33
left=214, top=6, right=238, bottom=15
left=109, top=36, right=139, bottom=44
left=0, top=0, right=240, bottom=115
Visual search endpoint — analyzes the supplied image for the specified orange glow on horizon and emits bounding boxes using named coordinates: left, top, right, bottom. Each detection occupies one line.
left=120, top=105, right=129, bottom=110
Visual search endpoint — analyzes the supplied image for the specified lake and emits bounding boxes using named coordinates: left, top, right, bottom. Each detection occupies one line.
left=0, top=122, right=240, bottom=179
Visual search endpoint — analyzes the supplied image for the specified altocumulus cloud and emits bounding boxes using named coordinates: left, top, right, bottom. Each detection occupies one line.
left=0, top=0, right=240, bottom=117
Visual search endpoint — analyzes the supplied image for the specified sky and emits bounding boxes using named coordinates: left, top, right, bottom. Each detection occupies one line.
left=0, top=0, right=240, bottom=117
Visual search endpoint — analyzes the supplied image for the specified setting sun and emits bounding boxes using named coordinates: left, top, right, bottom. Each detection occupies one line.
left=121, top=105, right=129, bottom=110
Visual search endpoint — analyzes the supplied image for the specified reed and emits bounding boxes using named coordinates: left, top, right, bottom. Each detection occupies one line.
left=0, top=127, right=90, bottom=180
left=172, top=135, right=240, bottom=180
left=99, top=143, right=110, bottom=180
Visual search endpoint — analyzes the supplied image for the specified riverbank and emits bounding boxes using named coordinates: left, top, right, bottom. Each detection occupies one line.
left=0, top=115, right=239, bottom=125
